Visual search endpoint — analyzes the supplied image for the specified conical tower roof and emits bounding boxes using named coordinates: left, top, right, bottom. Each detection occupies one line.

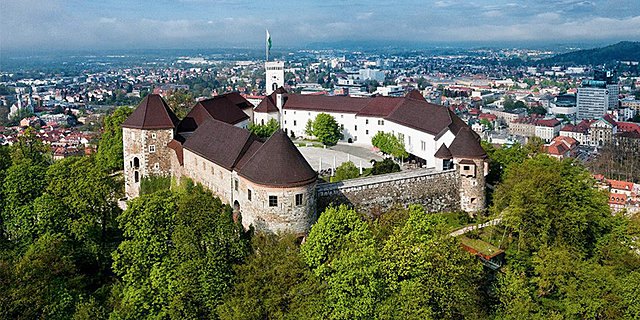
left=238, top=130, right=316, bottom=187
left=434, top=143, right=453, bottom=159
left=122, top=94, right=179, bottom=129
left=448, top=127, right=487, bottom=159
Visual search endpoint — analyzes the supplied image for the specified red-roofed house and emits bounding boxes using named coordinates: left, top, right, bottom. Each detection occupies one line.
left=545, top=136, right=578, bottom=159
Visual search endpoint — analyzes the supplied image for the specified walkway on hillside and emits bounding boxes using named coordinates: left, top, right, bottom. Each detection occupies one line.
left=449, top=218, right=502, bottom=237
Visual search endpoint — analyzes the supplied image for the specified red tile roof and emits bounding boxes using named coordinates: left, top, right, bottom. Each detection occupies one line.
left=609, top=193, right=627, bottom=205
left=608, top=179, right=634, bottom=191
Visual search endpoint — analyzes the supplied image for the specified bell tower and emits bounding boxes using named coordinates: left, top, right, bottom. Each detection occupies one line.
left=122, top=94, right=179, bottom=198
left=265, top=61, right=284, bottom=95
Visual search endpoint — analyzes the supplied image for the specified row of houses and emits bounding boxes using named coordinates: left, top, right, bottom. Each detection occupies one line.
left=594, top=175, right=640, bottom=214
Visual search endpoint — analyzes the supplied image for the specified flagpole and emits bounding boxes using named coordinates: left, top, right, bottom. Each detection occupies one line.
left=266, top=29, right=269, bottom=62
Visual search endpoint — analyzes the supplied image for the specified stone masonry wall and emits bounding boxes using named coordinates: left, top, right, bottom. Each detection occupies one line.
left=123, top=128, right=174, bottom=198
left=316, top=168, right=460, bottom=214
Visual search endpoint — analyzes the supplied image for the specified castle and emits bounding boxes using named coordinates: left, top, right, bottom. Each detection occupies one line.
left=122, top=61, right=487, bottom=234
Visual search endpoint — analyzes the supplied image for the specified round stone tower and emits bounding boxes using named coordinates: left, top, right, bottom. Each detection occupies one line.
left=122, top=94, right=179, bottom=198
left=235, top=129, right=318, bottom=234
left=447, top=127, right=488, bottom=213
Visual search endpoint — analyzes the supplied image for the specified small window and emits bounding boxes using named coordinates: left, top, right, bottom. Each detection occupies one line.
left=366, top=119, right=369, bottom=124
left=294, top=120, right=297, bottom=126
left=149, top=145, right=156, bottom=153
left=248, top=189, right=252, bottom=201
left=295, top=194, right=303, bottom=206
left=355, top=125, right=358, bottom=131
left=151, top=132, right=157, bottom=139
left=234, top=179, right=238, bottom=191
left=154, top=163, right=159, bottom=170
left=134, top=171, right=139, bottom=183
left=421, top=141, right=426, bottom=151
left=269, top=195, right=278, bottom=207
left=366, top=130, right=369, bottom=135
left=340, top=124, right=344, bottom=130
left=463, top=165, right=470, bottom=171
left=341, top=115, right=344, bottom=118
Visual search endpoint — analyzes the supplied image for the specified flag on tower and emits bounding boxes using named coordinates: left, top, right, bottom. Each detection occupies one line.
left=266, top=29, right=272, bottom=60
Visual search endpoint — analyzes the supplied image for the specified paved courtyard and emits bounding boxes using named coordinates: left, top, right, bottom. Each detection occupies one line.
left=297, top=142, right=383, bottom=173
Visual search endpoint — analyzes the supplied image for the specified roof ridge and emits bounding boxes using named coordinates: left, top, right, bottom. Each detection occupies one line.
left=232, top=132, right=260, bottom=169
left=238, top=129, right=280, bottom=169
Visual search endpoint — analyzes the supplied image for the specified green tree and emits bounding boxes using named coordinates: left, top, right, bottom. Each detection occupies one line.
left=379, top=205, right=484, bottom=319
left=10, top=127, right=50, bottom=165
left=371, top=132, right=408, bottom=159
left=301, top=205, right=384, bottom=319
left=1, top=161, right=48, bottom=241
left=112, top=184, right=249, bottom=319
left=1, top=234, right=86, bottom=320
left=492, top=155, right=610, bottom=253
left=370, top=158, right=400, bottom=175
left=311, top=113, right=342, bottom=146
left=479, top=119, right=494, bottom=130
left=166, top=89, right=195, bottom=119
left=304, top=119, right=314, bottom=136
left=248, top=118, right=279, bottom=139
left=333, top=161, right=359, bottom=181
left=96, top=107, right=132, bottom=172
left=218, top=234, right=325, bottom=320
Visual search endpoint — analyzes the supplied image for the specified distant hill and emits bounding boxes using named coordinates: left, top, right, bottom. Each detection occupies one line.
left=537, top=41, right=640, bottom=66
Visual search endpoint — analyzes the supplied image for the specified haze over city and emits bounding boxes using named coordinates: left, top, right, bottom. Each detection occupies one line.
left=2, top=0, right=640, bottom=52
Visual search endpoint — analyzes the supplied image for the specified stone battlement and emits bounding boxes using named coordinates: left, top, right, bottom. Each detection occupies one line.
left=317, top=168, right=461, bottom=214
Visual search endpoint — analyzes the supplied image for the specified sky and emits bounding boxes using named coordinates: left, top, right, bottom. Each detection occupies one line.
left=1, top=0, right=640, bottom=52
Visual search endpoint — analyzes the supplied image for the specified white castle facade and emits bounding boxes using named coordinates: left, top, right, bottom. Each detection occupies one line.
left=122, top=61, right=488, bottom=234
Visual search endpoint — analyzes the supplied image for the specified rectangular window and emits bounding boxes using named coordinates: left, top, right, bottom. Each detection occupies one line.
left=421, top=141, right=426, bottom=151
left=355, top=125, right=358, bottom=131
left=234, top=179, right=238, bottom=191
left=151, top=132, right=157, bottom=139
left=154, top=163, right=159, bottom=170
left=148, top=145, right=156, bottom=153
left=294, top=120, right=297, bottom=126
left=295, top=193, right=303, bottom=206
left=248, top=189, right=252, bottom=201
left=269, top=195, right=278, bottom=207
left=340, top=124, right=344, bottom=130
left=366, top=119, right=369, bottom=124
left=366, top=130, right=369, bottom=135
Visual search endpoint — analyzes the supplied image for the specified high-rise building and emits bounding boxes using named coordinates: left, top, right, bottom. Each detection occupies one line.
left=577, top=70, right=619, bottom=120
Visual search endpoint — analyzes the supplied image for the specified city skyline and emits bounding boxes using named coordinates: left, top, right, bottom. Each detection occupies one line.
left=2, top=0, right=640, bottom=52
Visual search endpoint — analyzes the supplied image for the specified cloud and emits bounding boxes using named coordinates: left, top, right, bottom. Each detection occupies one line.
left=1, top=0, right=640, bottom=51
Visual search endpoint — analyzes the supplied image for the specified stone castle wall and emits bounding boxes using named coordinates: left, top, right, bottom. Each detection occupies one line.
left=123, top=128, right=174, bottom=198
left=316, top=168, right=461, bottom=215
left=180, top=148, right=317, bottom=234
left=239, top=178, right=317, bottom=235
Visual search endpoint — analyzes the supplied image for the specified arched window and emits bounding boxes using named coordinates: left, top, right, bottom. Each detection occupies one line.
left=133, top=157, right=140, bottom=169
left=272, top=83, right=278, bottom=92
